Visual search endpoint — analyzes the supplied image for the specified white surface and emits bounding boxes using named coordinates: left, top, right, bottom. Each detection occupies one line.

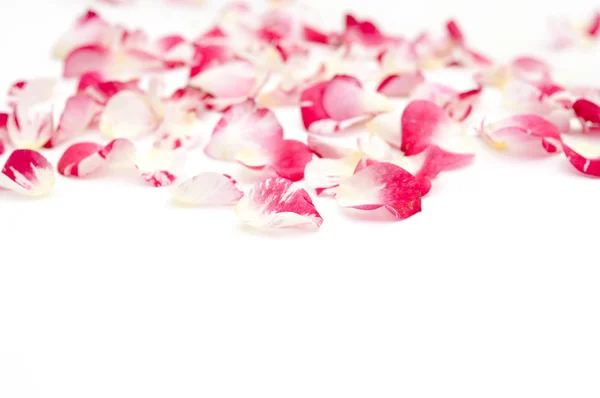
left=1, top=1, right=600, bottom=397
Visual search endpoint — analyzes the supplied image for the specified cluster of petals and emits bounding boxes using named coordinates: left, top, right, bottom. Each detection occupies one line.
left=4, top=0, right=600, bottom=233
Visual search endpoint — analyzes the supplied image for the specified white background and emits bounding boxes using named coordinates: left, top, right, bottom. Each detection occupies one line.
left=1, top=0, right=600, bottom=397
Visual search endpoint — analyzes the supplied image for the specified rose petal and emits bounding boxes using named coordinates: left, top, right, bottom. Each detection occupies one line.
left=573, top=98, right=600, bottom=127
left=235, top=177, right=323, bottom=230
left=100, top=90, right=160, bottom=138
left=366, top=111, right=402, bottom=147
left=479, top=114, right=562, bottom=154
left=269, top=139, right=314, bottom=181
left=189, top=60, right=266, bottom=106
left=46, top=94, right=103, bottom=148
left=0, top=150, right=55, bottom=196
left=336, top=161, right=422, bottom=220
left=511, top=56, right=552, bottom=85
left=562, top=138, right=600, bottom=177
left=63, top=45, right=113, bottom=78
left=401, top=100, right=461, bottom=155
left=300, top=75, right=391, bottom=135
left=136, top=148, right=185, bottom=187
left=306, top=134, right=355, bottom=159
left=376, top=71, right=425, bottom=97
left=57, top=139, right=136, bottom=177
left=204, top=99, right=283, bottom=160
left=169, top=172, right=243, bottom=205
left=304, top=152, right=361, bottom=196
left=53, top=10, right=110, bottom=60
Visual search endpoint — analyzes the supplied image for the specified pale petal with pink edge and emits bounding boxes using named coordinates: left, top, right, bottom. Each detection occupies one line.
left=478, top=114, right=562, bottom=155
left=47, top=94, right=103, bottom=147
left=0, top=150, right=55, bottom=196
left=306, top=134, right=355, bottom=159
left=204, top=100, right=283, bottom=160
left=53, top=10, right=110, bottom=60
left=235, top=177, right=323, bottom=231
left=189, top=60, right=265, bottom=100
left=136, top=148, right=186, bottom=187
left=57, top=139, right=136, bottom=177
left=357, top=134, right=395, bottom=161
left=63, top=45, right=113, bottom=78
left=100, top=90, right=160, bottom=138
left=336, top=161, right=422, bottom=220
left=304, top=152, right=361, bottom=196
left=366, top=112, right=402, bottom=148
left=169, top=172, right=243, bottom=205
left=376, top=72, right=425, bottom=98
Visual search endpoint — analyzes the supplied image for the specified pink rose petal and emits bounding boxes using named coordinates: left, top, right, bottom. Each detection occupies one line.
left=478, top=114, right=562, bottom=154
left=237, top=139, right=314, bottom=181
left=376, top=71, right=425, bottom=98
left=204, top=99, right=283, bottom=160
left=169, top=172, right=244, bottom=205
left=235, top=177, right=323, bottom=230
left=46, top=94, right=103, bottom=148
left=300, top=75, right=391, bottom=135
left=63, top=45, right=114, bottom=78
left=511, top=56, right=552, bottom=85
left=53, top=10, right=110, bottom=59
left=0, top=150, right=55, bottom=196
left=336, top=161, right=422, bottom=220
left=57, top=139, right=136, bottom=177
left=401, top=100, right=461, bottom=155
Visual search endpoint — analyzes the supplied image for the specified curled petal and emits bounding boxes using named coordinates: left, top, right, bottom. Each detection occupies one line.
left=573, top=99, right=600, bottom=127
left=100, top=90, right=160, bottom=138
left=442, top=86, right=482, bottom=122
left=169, top=172, right=243, bottom=205
left=204, top=100, right=283, bottom=160
left=562, top=139, right=600, bottom=177
left=336, top=161, right=422, bottom=220
left=7, top=109, right=54, bottom=150
left=235, top=177, right=323, bottom=230
left=0, top=150, right=55, bottom=196
left=376, top=71, right=425, bottom=98
left=47, top=94, right=103, bottom=148
left=304, top=152, right=361, bottom=196
left=300, top=75, right=392, bottom=135
left=152, top=108, right=202, bottom=150
left=57, top=139, right=136, bottom=177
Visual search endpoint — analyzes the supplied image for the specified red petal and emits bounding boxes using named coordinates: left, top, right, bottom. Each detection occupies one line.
left=479, top=114, right=562, bottom=153
left=0, top=150, right=55, bottom=196
left=446, top=20, right=465, bottom=45
left=401, top=100, right=455, bottom=155
left=573, top=99, right=600, bottom=126
left=235, top=177, right=323, bottom=230
left=169, top=172, right=244, bottom=205
left=336, top=161, right=422, bottom=220
left=269, top=139, right=314, bottom=181
left=562, top=140, right=600, bottom=177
